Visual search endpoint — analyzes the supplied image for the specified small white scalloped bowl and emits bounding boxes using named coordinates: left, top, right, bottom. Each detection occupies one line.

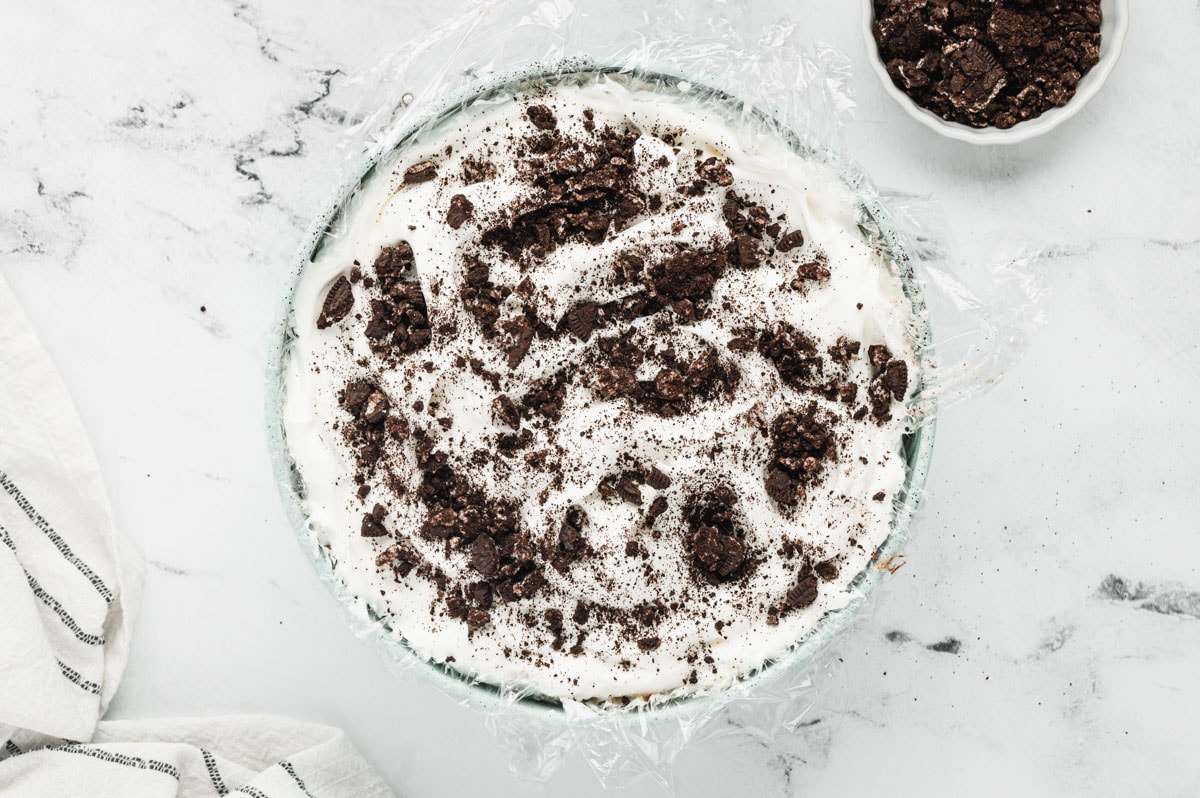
left=862, top=0, right=1129, bottom=145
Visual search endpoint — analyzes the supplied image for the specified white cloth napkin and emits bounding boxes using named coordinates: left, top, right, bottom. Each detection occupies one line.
left=0, top=275, right=394, bottom=798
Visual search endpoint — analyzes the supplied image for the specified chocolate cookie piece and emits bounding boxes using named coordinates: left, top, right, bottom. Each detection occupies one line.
left=492, top=394, right=521, bottom=430
left=526, top=104, right=557, bottom=130
left=653, top=368, right=688, bottom=401
left=783, top=572, right=819, bottom=610
left=375, top=543, right=421, bottom=578
left=361, top=513, right=388, bottom=537
left=693, top=525, right=746, bottom=580
left=828, top=336, right=861, bottom=364
left=775, top=229, right=805, bottom=252
left=316, top=275, right=354, bottom=329
left=866, top=345, right=910, bottom=423
left=551, top=507, right=592, bottom=574
left=500, top=315, right=534, bottom=368
left=615, top=475, right=642, bottom=505
left=696, top=156, right=733, bottom=186
left=466, top=608, right=492, bottom=630
left=593, top=366, right=640, bottom=400
left=941, top=40, right=1008, bottom=113
left=647, top=495, right=669, bottom=520
left=403, top=161, right=438, bottom=184
left=564, top=302, right=598, bottom=342
left=765, top=406, right=837, bottom=508
left=645, top=466, right=672, bottom=490
left=684, top=488, right=751, bottom=583
left=733, top=235, right=765, bottom=268
left=446, top=194, right=474, bottom=229
left=338, top=380, right=393, bottom=470
left=470, top=534, right=500, bottom=577
left=363, top=243, right=432, bottom=360
left=758, top=322, right=824, bottom=391
left=361, top=391, right=390, bottom=424
left=480, top=125, right=644, bottom=262
left=646, top=247, right=728, bottom=306
left=789, top=250, right=831, bottom=291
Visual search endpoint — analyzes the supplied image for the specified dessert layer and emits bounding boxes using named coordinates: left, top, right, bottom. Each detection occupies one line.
left=283, top=73, right=918, bottom=704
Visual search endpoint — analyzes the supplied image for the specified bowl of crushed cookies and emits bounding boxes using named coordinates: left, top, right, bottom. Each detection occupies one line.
left=864, top=0, right=1129, bottom=144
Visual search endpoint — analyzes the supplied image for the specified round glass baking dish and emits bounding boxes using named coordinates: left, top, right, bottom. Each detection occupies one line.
left=266, top=62, right=937, bottom=723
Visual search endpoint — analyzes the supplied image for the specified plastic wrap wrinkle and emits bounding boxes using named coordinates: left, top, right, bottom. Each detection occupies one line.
left=263, top=0, right=1046, bottom=788
left=875, top=189, right=1047, bottom=421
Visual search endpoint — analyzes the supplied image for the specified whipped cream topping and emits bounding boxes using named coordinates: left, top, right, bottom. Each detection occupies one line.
left=282, top=74, right=918, bottom=704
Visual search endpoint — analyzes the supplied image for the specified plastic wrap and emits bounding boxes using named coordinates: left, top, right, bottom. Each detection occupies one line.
left=264, top=0, right=1045, bottom=788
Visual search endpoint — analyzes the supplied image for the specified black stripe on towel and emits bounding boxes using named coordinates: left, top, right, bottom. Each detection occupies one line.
left=55, top=658, right=102, bottom=695
left=1, top=523, right=105, bottom=645
left=201, top=748, right=229, bottom=796
left=25, top=568, right=106, bottom=645
left=0, top=471, right=114, bottom=603
left=232, top=787, right=270, bottom=798
left=280, top=761, right=316, bottom=798
left=55, top=744, right=180, bottom=779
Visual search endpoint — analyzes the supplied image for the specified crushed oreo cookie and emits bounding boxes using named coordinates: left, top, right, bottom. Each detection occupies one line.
left=480, top=124, right=645, bottom=262
left=403, top=161, right=438, bottom=184
left=316, top=275, right=354, bottom=330
left=866, top=345, right=910, bottom=423
left=446, top=194, right=474, bottom=229
left=362, top=243, right=432, bottom=360
left=873, top=0, right=1102, bottom=128
left=765, top=406, right=837, bottom=508
left=338, top=378, right=392, bottom=470
left=685, top=487, right=750, bottom=583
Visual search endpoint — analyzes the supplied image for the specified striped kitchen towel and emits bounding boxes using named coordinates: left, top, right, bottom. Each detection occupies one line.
left=0, top=276, right=393, bottom=797
left=0, top=716, right=392, bottom=798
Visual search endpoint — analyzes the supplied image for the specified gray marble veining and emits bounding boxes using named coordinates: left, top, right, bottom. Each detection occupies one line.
left=2, top=0, right=1198, bottom=795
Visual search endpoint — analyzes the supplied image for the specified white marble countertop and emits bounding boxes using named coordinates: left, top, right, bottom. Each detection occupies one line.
left=3, top=0, right=1198, bottom=795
